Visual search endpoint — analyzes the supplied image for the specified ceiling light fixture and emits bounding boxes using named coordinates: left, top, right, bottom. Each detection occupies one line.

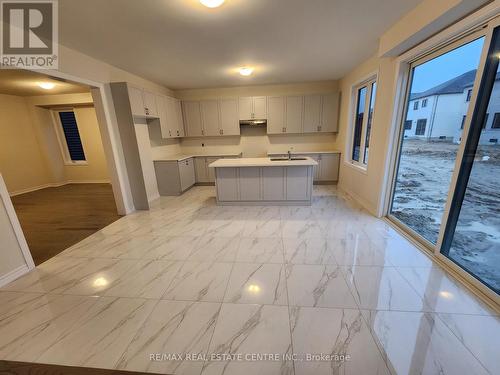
left=38, top=82, right=55, bottom=90
left=239, top=67, right=254, bottom=76
left=200, top=0, right=225, bottom=8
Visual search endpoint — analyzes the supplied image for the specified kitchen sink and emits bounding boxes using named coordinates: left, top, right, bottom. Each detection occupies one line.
left=269, top=157, right=307, bottom=161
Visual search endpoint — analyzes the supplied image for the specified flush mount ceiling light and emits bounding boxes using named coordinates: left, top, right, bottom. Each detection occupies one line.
left=239, top=67, right=254, bottom=76
left=38, top=82, right=55, bottom=90
left=200, top=0, right=225, bottom=8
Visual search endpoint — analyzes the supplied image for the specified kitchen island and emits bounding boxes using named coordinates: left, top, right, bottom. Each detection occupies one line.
left=209, top=157, right=318, bottom=205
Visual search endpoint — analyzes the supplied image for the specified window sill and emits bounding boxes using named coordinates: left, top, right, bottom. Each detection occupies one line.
left=343, top=160, right=368, bottom=175
left=64, top=161, right=88, bottom=166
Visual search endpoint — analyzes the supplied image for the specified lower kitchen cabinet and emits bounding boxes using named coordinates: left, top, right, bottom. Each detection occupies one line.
left=154, top=158, right=195, bottom=196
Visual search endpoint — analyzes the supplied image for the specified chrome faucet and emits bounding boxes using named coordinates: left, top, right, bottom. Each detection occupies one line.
left=287, top=150, right=292, bottom=160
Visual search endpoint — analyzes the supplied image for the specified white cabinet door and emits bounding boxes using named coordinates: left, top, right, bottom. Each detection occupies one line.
left=142, top=91, right=158, bottom=117
left=303, top=95, right=322, bottom=133
left=239, top=167, right=261, bottom=201
left=128, top=86, right=145, bottom=116
left=216, top=168, right=239, bottom=201
left=318, top=154, right=339, bottom=181
left=157, top=95, right=171, bottom=138
left=321, top=93, right=339, bottom=133
left=206, top=157, right=219, bottom=182
left=201, top=100, right=220, bottom=136
left=165, top=97, right=179, bottom=138
left=262, top=167, right=285, bottom=200
left=174, top=99, right=184, bottom=137
left=194, top=157, right=208, bottom=183
left=253, top=96, right=267, bottom=119
left=219, top=98, right=240, bottom=136
left=286, top=167, right=311, bottom=201
left=182, top=101, right=203, bottom=137
left=267, top=96, right=285, bottom=134
left=239, top=97, right=253, bottom=120
left=179, top=158, right=195, bottom=191
left=285, top=96, right=303, bottom=134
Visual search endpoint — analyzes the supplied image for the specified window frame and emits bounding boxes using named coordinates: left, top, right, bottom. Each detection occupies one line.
left=422, top=98, right=428, bottom=108
left=345, top=74, right=378, bottom=171
left=492, top=112, right=500, bottom=128
left=415, top=118, right=427, bottom=135
left=51, top=108, right=88, bottom=166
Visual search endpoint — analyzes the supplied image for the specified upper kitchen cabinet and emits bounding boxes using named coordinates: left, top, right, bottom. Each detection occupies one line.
left=285, top=96, right=304, bottom=134
left=267, top=96, right=285, bottom=134
left=239, top=96, right=267, bottom=120
left=303, top=95, right=322, bottom=133
left=181, top=98, right=240, bottom=137
left=182, top=101, right=203, bottom=137
left=303, top=93, right=339, bottom=133
left=128, top=85, right=159, bottom=118
left=320, top=93, right=339, bottom=132
left=159, top=96, right=184, bottom=138
left=219, top=98, right=240, bottom=136
left=200, top=100, right=220, bottom=136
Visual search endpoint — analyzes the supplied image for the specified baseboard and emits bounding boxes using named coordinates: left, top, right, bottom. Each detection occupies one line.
left=337, top=184, right=378, bottom=216
left=9, top=180, right=111, bottom=196
left=0, top=264, right=30, bottom=288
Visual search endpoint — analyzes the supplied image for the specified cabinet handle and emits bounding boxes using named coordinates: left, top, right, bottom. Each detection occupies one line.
left=221, top=129, right=224, bottom=135
left=177, top=130, right=180, bottom=136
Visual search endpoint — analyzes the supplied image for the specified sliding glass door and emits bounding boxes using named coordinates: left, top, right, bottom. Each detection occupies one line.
left=389, top=22, right=500, bottom=296
left=390, top=36, right=485, bottom=245
left=441, top=27, right=500, bottom=294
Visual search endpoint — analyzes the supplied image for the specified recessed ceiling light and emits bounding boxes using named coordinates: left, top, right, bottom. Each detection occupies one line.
left=200, top=0, right=224, bottom=8
left=239, top=67, right=254, bottom=76
left=38, top=82, right=55, bottom=90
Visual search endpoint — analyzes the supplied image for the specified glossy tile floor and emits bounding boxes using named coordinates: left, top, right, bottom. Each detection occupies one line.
left=0, top=186, right=498, bottom=375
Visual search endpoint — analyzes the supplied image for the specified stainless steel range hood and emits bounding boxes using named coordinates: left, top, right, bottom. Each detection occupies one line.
left=239, top=119, right=267, bottom=126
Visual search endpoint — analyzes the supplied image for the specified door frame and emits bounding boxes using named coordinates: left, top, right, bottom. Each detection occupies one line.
left=380, top=6, right=500, bottom=306
left=25, top=68, right=134, bottom=216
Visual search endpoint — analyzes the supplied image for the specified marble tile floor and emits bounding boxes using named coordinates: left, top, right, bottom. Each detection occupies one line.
left=0, top=185, right=498, bottom=375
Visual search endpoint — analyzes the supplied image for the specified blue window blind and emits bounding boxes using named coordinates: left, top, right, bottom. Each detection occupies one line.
left=58, top=111, right=86, bottom=161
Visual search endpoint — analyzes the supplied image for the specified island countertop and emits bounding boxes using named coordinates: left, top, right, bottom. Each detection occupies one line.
left=209, top=157, right=318, bottom=168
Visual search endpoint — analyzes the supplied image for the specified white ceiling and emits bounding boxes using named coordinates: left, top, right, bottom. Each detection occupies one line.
left=59, top=0, right=423, bottom=89
left=0, top=70, right=90, bottom=96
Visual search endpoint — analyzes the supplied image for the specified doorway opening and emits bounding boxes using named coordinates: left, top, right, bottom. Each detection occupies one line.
left=0, top=69, right=122, bottom=265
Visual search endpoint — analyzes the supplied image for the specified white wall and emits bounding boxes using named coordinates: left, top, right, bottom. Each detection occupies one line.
left=0, top=174, right=33, bottom=287
left=0, top=94, right=52, bottom=194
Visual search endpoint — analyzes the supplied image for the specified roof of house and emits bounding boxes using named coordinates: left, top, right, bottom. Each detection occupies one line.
left=410, top=69, right=500, bottom=101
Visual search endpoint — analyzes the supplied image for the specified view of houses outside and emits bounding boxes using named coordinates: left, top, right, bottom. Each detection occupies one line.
left=391, top=37, right=500, bottom=292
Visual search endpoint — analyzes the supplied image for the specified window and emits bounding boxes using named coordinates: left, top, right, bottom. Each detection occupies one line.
left=422, top=98, right=428, bottom=108
left=461, top=115, right=466, bottom=129
left=349, top=76, right=377, bottom=167
left=415, top=119, right=427, bottom=135
left=466, top=89, right=473, bottom=102
left=492, top=112, right=500, bottom=129
left=54, top=110, right=86, bottom=163
left=404, top=120, right=412, bottom=130
left=413, top=101, right=419, bottom=110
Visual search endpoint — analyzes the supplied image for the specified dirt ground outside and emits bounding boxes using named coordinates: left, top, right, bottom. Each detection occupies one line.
left=391, top=139, right=500, bottom=293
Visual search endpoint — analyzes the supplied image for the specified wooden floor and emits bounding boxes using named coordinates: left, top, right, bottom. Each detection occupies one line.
left=0, top=360, right=163, bottom=374
left=11, top=184, right=122, bottom=265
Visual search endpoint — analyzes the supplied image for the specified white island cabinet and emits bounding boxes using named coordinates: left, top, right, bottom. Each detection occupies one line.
left=209, top=157, right=317, bottom=205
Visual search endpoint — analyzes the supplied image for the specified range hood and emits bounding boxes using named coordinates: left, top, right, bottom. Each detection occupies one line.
left=239, top=119, right=267, bottom=126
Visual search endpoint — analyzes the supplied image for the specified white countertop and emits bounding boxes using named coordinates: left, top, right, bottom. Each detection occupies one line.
left=209, top=157, right=318, bottom=168
left=267, top=150, right=341, bottom=156
left=154, top=153, right=242, bottom=162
